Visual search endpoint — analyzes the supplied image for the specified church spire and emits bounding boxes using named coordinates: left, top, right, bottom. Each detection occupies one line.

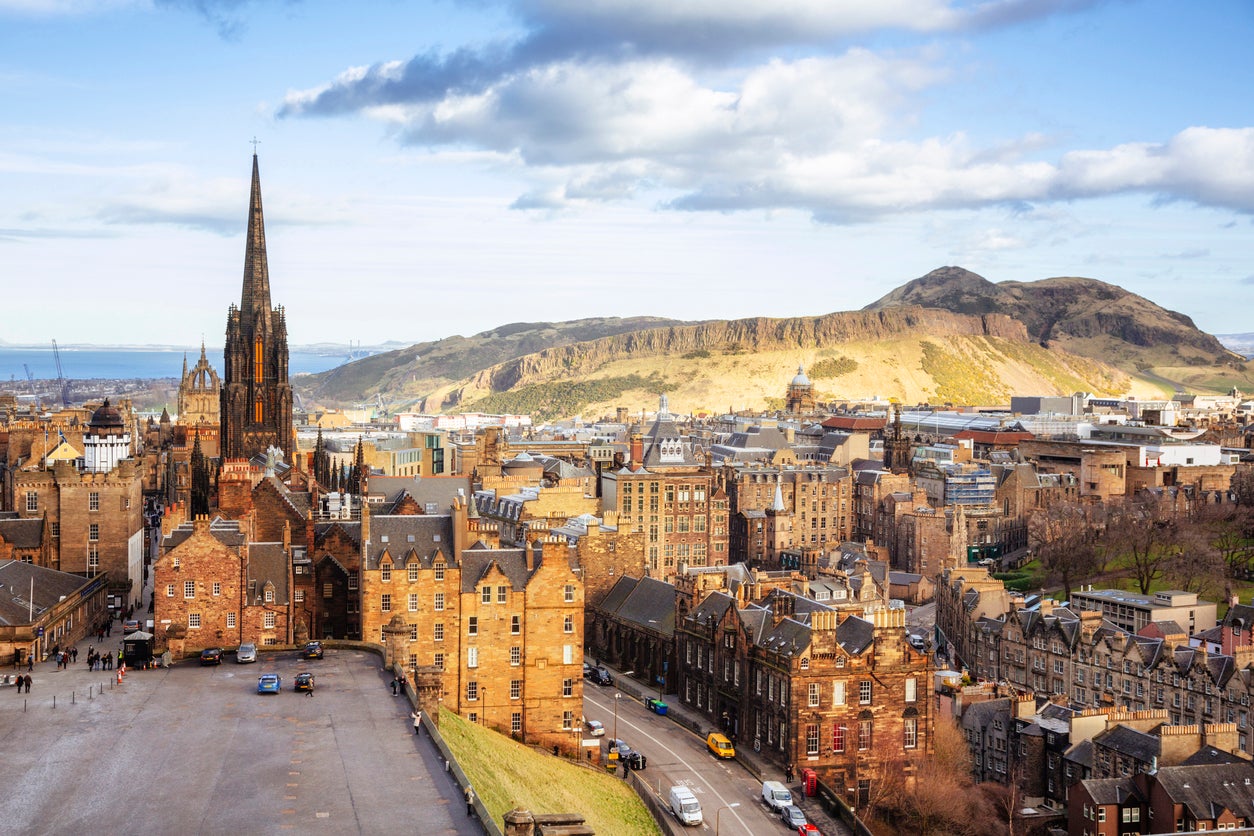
left=240, top=153, right=271, bottom=318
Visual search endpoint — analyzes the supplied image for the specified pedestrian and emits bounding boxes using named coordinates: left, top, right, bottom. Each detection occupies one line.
left=411, top=710, right=421, bottom=734
left=12, top=677, right=19, bottom=694
left=71, top=647, right=77, bottom=664
left=785, top=763, right=795, bottom=783
left=26, top=654, right=33, bottom=672
left=464, top=785, right=475, bottom=816
left=23, top=674, right=31, bottom=694
left=390, top=676, right=399, bottom=696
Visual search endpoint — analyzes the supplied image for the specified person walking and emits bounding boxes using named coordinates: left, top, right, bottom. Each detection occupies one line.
left=26, top=654, right=33, bottom=672
left=785, top=763, right=795, bottom=783
left=23, top=674, right=31, bottom=694
left=464, top=785, right=475, bottom=816
left=390, top=676, right=399, bottom=696
left=411, top=710, right=422, bottom=734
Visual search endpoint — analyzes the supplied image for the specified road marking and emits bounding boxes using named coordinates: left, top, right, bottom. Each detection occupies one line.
left=585, top=692, right=755, bottom=835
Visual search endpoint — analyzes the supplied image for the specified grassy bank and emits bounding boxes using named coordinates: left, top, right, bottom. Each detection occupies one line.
left=439, top=709, right=661, bottom=835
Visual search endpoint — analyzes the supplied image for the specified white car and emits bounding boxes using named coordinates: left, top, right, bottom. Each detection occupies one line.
left=235, top=643, right=257, bottom=663
left=586, top=719, right=605, bottom=737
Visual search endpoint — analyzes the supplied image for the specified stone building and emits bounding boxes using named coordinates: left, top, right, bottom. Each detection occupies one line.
left=721, top=462, right=853, bottom=567
left=784, top=365, right=816, bottom=414
left=0, top=559, right=110, bottom=664
left=358, top=500, right=587, bottom=754
left=153, top=515, right=293, bottom=653
left=220, top=153, right=294, bottom=463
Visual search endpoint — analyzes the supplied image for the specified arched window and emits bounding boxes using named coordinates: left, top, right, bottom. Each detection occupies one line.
left=254, top=398, right=263, bottom=423
left=254, top=337, right=264, bottom=380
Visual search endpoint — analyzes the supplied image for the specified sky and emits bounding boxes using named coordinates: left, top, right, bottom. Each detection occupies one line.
left=2, top=0, right=1253, bottom=348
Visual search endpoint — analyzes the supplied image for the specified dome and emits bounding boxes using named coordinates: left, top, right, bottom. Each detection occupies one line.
left=791, top=365, right=811, bottom=387
left=89, top=399, right=125, bottom=429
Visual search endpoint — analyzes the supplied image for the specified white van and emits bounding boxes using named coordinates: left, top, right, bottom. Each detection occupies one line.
left=761, top=779, right=793, bottom=812
left=668, top=785, right=702, bottom=826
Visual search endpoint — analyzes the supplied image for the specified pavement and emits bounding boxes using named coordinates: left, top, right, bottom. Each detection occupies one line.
left=595, top=660, right=852, bottom=836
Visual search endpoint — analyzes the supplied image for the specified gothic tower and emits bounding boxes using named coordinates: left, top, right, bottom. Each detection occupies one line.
left=220, top=154, right=294, bottom=462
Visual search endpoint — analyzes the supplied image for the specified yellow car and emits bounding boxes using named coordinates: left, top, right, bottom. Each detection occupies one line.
left=706, top=733, right=735, bottom=759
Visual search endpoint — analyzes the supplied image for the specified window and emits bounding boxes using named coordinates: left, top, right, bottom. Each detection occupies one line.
left=832, top=724, right=846, bottom=753
left=904, top=717, right=918, bottom=749
left=1097, top=809, right=1105, bottom=822
left=25, top=492, right=37, bottom=513
left=348, top=573, right=358, bottom=591
left=212, top=582, right=221, bottom=597
left=165, top=584, right=174, bottom=598
left=89, top=492, right=100, bottom=512
left=434, top=653, right=444, bottom=670
left=511, top=615, right=520, bottom=635
left=482, top=586, right=491, bottom=604
left=408, top=593, right=418, bottom=612
left=381, top=594, right=391, bottom=613
left=409, top=624, right=418, bottom=641
left=563, top=711, right=575, bottom=730
left=564, top=584, right=575, bottom=603
left=264, top=612, right=276, bottom=629
left=563, top=645, right=574, bottom=665
left=88, top=547, right=99, bottom=573
left=497, top=586, right=507, bottom=604
left=188, top=613, right=201, bottom=629
left=806, top=723, right=819, bottom=755
left=467, top=647, right=478, bottom=668
left=563, top=615, right=574, bottom=634
left=808, top=683, right=820, bottom=707
left=407, top=563, right=418, bottom=582
left=833, top=681, right=846, bottom=706
left=434, top=623, right=444, bottom=641
left=466, top=681, right=478, bottom=701
left=563, top=678, right=573, bottom=697
left=468, top=617, right=477, bottom=636
left=859, top=680, right=872, bottom=704
left=381, top=564, right=392, bottom=582
left=434, top=593, right=444, bottom=611
left=905, top=677, right=917, bottom=703
left=51, top=522, right=59, bottom=538
left=510, top=680, right=521, bottom=700
left=510, top=646, right=521, bottom=666
left=89, top=523, right=99, bottom=542
left=264, top=588, right=274, bottom=603
left=1122, top=809, right=1140, bottom=823
left=434, top=563, right=445, bottom=581
left=226, top=613, right=236, bottom=629
left=859, top=718, right=873, bottom=750
left=184, top=581, right=195, bottom=599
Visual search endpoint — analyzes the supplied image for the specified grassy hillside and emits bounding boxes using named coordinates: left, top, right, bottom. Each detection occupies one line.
left=440, top=708, right=660, bottom=836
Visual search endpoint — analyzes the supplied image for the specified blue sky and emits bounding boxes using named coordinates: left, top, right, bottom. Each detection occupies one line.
left=2, top=0, right=1252, bottom=347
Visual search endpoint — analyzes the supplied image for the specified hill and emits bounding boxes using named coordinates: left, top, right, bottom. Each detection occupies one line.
left=296, top=268, right=1250, bottom=420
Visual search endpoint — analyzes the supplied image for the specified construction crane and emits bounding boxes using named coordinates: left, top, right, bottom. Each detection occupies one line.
left=22, top=364, right=40, bottom=410
left=51, top=339, right=71, bottom=407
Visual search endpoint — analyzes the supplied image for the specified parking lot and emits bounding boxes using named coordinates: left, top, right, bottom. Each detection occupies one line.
left=0, top=646, right=474, bottom=836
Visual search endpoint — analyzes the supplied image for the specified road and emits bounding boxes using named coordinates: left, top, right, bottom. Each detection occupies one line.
left=583, top=688, right=818, bottom=835
left=0, top=646, right=475, bottom=836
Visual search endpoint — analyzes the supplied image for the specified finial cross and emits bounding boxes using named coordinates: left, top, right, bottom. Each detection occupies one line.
left=250, top=137, right=261, bottom=153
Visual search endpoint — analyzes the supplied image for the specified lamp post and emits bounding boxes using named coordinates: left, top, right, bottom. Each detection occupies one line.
left=612, top=692, right=621, bottom=743
left=715, top=802, right=741, bottom=835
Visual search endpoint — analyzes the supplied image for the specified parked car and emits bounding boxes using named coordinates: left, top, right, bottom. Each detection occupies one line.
left=706, top=732, right=735, bottom=759
left=294, top=672, right=315, bottom=692
left=123, top=619, right=142, bottom=633
left=761, top=780, right=793, bottom=813
left=199, top=647, right=223, bottom=666
left=609, top=738, right=633, bottom=759
left=797, top=825, right=822, bottom=836
left=587, top=666, right=611, bottom=686
left=235, top=643, right=257, bottom=663
left=302, top=641, right=324, bottom=659
left=624, top=752, right=647, bottom=771
left=668, top=785, right=702, bottom=826
left=779, top=805, right=808, bottom=829
left=257, top=673, right=281, bottom=694
left=585, top=719, right=605, bottom=737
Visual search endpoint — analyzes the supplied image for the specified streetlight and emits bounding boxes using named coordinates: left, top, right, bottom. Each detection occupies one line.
left=715, top=802, right=741, bottom=835
left=612, top=692, right=621, bottom=743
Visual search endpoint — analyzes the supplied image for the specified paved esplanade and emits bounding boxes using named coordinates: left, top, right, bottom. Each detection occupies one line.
left=0, top=638, right=479, bottom=836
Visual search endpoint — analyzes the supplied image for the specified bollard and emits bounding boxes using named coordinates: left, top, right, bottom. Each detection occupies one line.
left=52, top=695, right=56, bottom=709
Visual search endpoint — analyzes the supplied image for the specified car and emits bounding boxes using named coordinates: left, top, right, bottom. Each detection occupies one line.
left=294, top=672, right=315, bottom=692
left=302, top=641, right=324, bottom=659
left=779, top=805, right=808, bottom=829
left=706, top=732, right=735, bottom=759
left=585, top=719, right=605, bottom=737
left=199, top=647, right=222, bottom=666
left=587, top=666, right=611, bottom=686
left=797, top=825, right=822, bottom=836
left=609, top=738, right=633, bottom=759
left=257, top=673, right=281, bottom=694
left=624, top=751, right=647, bottom=771
left=583, top=661, right=591, bottom=677
left=235, top=643, right=257, bottom=664
left=123, top=619, right=142, bottom=633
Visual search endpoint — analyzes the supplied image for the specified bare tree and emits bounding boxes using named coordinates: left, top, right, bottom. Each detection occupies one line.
left=1107, top=493, right=1183, bottom=595
left=1165, top=524, right=1226, bottom=597
left=1029, top=498, right=1104, bottom=600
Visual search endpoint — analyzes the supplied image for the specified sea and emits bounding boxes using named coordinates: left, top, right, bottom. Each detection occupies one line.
left=0, top=346, right=348, bottom=382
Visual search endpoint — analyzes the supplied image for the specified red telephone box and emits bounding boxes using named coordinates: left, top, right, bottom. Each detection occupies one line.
left=801, top=768, right=817, bottom=796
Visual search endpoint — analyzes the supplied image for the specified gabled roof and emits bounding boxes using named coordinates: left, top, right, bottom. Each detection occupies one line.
left=835, top=614, right=873, bottom=655
left=610, top=576, right=676, bottom=636
left=1153, top=763, right=1254, bottom=821
left=247, top=543, right=289, bottom=604
left=0, top=517, right=43, bottom=549
left=0, top=560, right=96, bottom=627
left=366, top=515, right=455, bottom=569
left=314, top=520, right=363, bottom=547
left=1079, top=777, right=1142, bottom=806
left=459, top=549, right=531, bottom=592
left=1093, top=725, right=1160, bottom=763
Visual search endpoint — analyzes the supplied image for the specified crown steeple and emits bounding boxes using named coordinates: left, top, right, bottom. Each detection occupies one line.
left=241, top=153, right=272, bottom=319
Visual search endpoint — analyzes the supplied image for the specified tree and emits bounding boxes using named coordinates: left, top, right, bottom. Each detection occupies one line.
left=1107, top=493, right=1182, bottom=595
left=1029, top=498, right=1104, bottom=601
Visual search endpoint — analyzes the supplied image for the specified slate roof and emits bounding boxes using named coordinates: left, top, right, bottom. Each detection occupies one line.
left=0, top=517, right=43, bottom=549
left=459, top=548, right=532, bottom=592
left=0, top=560, right=95, bottom=627
left=1182, top=744, right=1248, bottom=767
left=760, top=613, right=812, bottom=658
left=1066, top=739, right=1095, bottom=771
left=314, top=520, right=363, bottom=547
left=688, top=590, right=736, bottom=629
left=605, top=576, right=676, bottom=636
left=961, top=697, right=1012, bottom=732
left=1080, top=777, right=1142, bottom=806
left=365, top=514, right=455, bottom=570
left=164, top=517, right=247, bottom=551
left=1093, top=725, right=1160, bottom=764
left=835, top=614, right=874, bottom=655
left=247, top=543, right=289, bottom=604
left=369, top=475, right=469, bottom=513
left=1153, top=763, right=1254, bottom=821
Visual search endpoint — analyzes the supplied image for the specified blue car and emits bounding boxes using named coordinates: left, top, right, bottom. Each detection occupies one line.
left=257, top=673, right=282, bottom=694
